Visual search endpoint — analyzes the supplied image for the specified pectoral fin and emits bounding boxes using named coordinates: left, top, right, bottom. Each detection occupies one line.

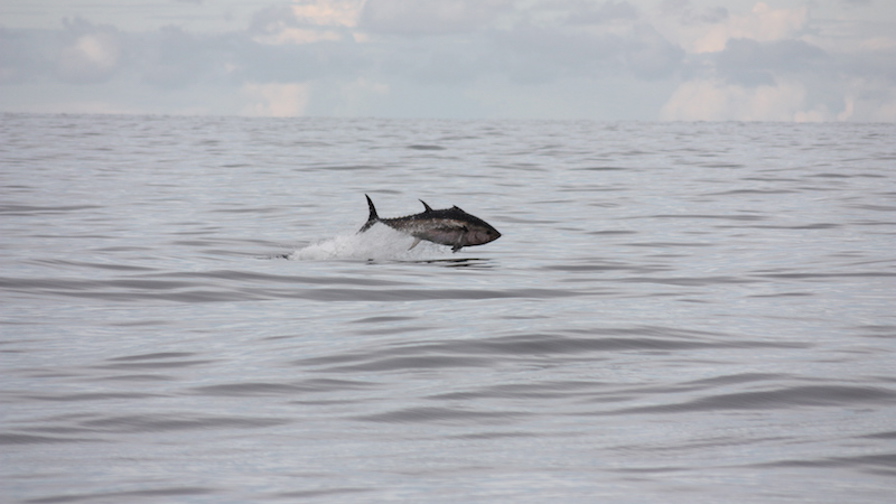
left=408, top=238, right=422, bottom=250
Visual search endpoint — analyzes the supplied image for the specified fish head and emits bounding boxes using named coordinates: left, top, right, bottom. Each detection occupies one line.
left=445, top=207, right=501, bottom=247
left=461, top=218, right=501, bottom=247
left=467, top=227, right=501, bottom=246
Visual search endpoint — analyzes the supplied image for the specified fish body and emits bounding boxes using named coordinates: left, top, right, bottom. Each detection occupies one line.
left=358, top=195, right=501, bottom=252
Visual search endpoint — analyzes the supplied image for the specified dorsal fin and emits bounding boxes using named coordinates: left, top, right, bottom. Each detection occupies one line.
left=419, top=199, right=433, bottom=213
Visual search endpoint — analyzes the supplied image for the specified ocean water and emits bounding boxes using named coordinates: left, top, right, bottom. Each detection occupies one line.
left=1, top=113, right=895, bottom=503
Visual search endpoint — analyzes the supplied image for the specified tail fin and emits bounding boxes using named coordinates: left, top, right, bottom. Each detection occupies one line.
left=358, top=194, right=379, bottom=232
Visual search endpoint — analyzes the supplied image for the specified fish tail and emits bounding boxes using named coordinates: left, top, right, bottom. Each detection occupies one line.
left=358, top=194, right=379, bottom=232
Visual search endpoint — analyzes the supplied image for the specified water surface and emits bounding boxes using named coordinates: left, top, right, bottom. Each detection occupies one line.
left=1, top=114, right=895, bottom=503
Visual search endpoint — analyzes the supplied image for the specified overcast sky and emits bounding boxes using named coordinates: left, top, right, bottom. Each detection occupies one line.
left=1, top=0, right=894, bottom=120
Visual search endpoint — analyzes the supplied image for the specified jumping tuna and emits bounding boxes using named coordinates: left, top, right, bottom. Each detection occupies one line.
left=358, top=195, right=501, bottom=252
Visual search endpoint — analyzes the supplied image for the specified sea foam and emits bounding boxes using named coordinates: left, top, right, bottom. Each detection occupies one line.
left=288, top=224, right=445, bottom=261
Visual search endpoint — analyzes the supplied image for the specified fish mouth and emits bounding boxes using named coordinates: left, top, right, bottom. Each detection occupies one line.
left=468, top=229, right=501, bottom=245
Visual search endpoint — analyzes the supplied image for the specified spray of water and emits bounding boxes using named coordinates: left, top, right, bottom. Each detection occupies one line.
left=288, top=225, right=446, bottom=261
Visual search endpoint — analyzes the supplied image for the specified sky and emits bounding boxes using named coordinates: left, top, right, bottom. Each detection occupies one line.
left=1, top=0, right=895, bottom=121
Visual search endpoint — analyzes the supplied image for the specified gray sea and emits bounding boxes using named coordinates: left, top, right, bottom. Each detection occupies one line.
left=1, top=113, right=895, bottom=503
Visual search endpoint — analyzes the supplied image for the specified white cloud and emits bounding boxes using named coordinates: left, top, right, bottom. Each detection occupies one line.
left=860, top=37, right=896, bottom=51
left=652, top=2, right=895, bottom=122
left=0, top=0, right=894, bottom=121
left=253, top=27, right=344, bottom=45
left=659, top=78, right=833, bottom=121
left=56, top=20, right=123, bottom=83
left=838, top=77, right=896, bottom=122
left=292, top=0, right=365, bottom=27
left=658, top=1, right=808, bottom=54
left=241, top=82, right=312, bottom=116
left=72, top=34, right=119, bottom=68
left=359, top=0, right=513, bottom=34
left=249, top=1, right=367, bottom=45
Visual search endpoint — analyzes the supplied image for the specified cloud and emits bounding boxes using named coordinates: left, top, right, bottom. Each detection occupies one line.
left=566, top=0, right=640, bottom=24
left=139, top=26, right=215, bottom=88
left=292, top=0, right=365, bottom=27
left=839, top=77, right=896, bottom=122
left=359, top=0, right=513, bottom=35
left=256, top=27, right=344, bottom=45
left=660, top=73, right=896, bottom=122
left=56, top=18, right=124, bottom=84
left=489, top=5, right=683, bottom=83
left=659, top=78, right=828, bottom=121
left=714, top=38, right=830, bottom=86
left=624, top=24, right=685, bottom=79
left=249, top=3, right=361, bottom=45
left=0, top=27, right=47, bottom=84
left=674, top=1, right=808, bottom=53
left=655, top=1, right=875, bottom=121
left=241, top=82, right=311, bottom=116
left=0, top=0, right=894, bottom=121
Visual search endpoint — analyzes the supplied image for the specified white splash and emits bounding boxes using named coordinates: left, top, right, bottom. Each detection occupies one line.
left=288, top=225, right=445, bottom=261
